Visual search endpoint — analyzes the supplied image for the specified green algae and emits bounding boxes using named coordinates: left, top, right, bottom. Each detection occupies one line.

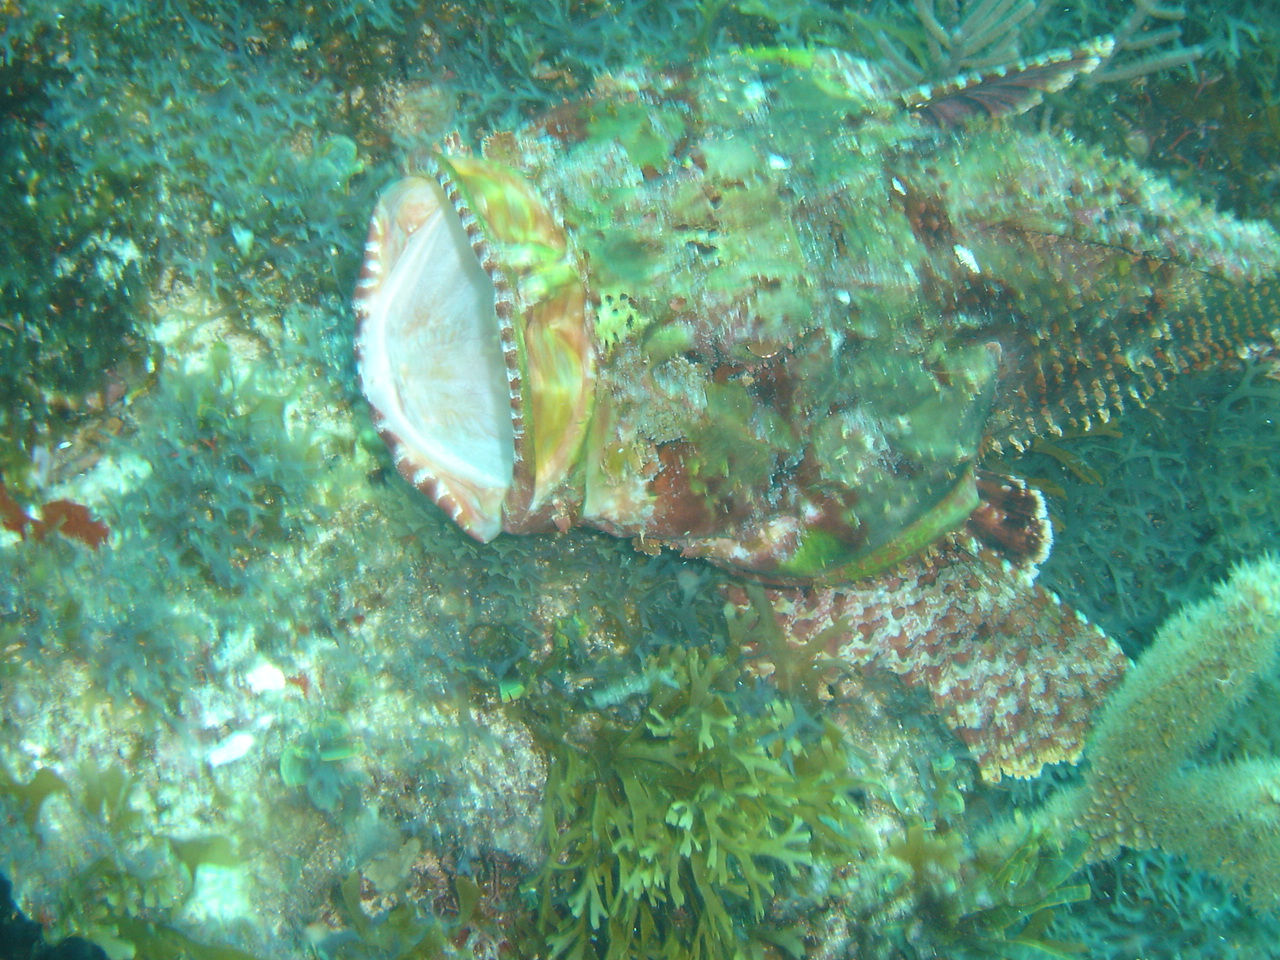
left=532, top=645, right=868, bottom=960
left=944, top=827, right=1091, bottom=959
left=114, top=344, right=319, bottom=594
left=0, top=0, right=383, bottom=484
left=0, top=764, right=69, bottom=832
left=325, top=867, right=467, bottom=960
left=0, top=760, right=254, bottom=960
left=280, top=714, right=363, bottom=815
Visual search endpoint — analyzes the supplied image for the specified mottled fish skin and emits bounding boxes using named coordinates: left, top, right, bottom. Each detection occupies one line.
left=356, top=45, right=1280, bottom=584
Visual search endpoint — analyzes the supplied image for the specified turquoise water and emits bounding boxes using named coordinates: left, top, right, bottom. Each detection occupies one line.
left=3, top=2, right=1280, bottom=958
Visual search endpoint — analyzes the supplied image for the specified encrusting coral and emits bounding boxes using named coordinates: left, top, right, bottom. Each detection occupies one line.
left=1041, top=555, right=1280, bottom=910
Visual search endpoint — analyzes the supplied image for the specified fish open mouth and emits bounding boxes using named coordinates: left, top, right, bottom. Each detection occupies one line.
left=354, top=175, right=516, bottom=541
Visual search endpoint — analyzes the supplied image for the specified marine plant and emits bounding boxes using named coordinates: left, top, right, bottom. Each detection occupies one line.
left=0, top=0, right=382, bottom=486
left=1057, top=847, right=1280, bottom=960
left=0, top=39, right=150, bottom=486
left=0, top=531, right=85, bottom=661
left=0, top=479, right=110, bottom=549
left=0, top=763, right=68, bottom=831
left=280, top=714, right=363, bottom=815
left=881, top=801, right=1090, bottom=959
left=938, top=825, right=1091, bottom=959
left=1023, top=363, right=1280, bottom=651
left=318, top=864, right=482, bottom=960
left=737, top=0, right=1204, bottom=82
left=724, top=581, right=851, bottom=709
left=532, top=645, right=868, bottom=960
left=404, top=0, right=755, bottom=130
left=3, top=4, right=1279, bottom=960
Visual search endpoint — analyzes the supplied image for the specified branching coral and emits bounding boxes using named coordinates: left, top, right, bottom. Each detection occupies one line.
left=1042, top=555, right=1280, bottom=911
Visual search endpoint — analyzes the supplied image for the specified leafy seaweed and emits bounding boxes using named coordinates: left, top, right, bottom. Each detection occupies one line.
left=533, top=645, right=868, bottom=960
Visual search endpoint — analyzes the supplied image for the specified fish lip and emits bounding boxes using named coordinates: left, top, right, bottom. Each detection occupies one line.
left=354, top=156, right=595, bottom=540
left=354, top=172, right=517, bottom=541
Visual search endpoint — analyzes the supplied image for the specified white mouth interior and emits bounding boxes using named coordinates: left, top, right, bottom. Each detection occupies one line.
left=361, top=180, right=515, bottom=538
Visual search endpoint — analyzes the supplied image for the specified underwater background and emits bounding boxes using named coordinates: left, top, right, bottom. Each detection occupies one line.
left=4, top=1, right=1280, bottom=958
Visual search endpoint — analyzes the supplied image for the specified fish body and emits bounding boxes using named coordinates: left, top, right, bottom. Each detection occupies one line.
left=356, top=44, right=1280, bottom=583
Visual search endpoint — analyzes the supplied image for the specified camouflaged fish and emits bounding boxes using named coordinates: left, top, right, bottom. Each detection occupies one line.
left=354, top=39, right=1280, bottom=584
